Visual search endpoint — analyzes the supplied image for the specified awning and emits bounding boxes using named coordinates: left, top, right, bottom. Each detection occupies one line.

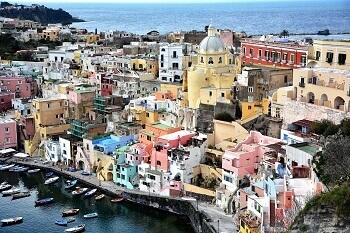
left=13, top=153, right=30, bottom=158
left=0, top=148, right=16, bottom=154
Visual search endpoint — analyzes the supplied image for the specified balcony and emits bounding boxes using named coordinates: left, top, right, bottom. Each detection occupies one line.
left=299, top=82, right=305, bottom=87
left=171, top=55, right=178, bottom=58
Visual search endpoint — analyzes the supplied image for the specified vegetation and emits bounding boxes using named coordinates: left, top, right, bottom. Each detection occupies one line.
left=214, top=112, right=234, bottom=122
left=307, top=119, right=350, bottom=138
left=0, top=2, right=84, bottom=24
left=301, top=182, right=350, bottom=217
left=0, top=34, right=62, bottom=60
left=313, top=136, right=350, bottom=186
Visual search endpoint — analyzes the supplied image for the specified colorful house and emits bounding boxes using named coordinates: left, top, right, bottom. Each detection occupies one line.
left=0, top=118, right=17, bottom=149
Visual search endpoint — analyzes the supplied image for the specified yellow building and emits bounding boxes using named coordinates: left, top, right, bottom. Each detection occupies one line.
left=308, top=40, right=350, bottom=70
left=39, top=28, right=60, bottom=41
left=186, top=24, right=235, bottom=109
left=131, top=58, right=147, bottom=71
left=270, top=86, right=294, bottom=119
left=239, top=216, right=260, bottom=233
left=293, top=67, right=350, bottom=111
left=25, top=97, right=70, bottom=156
left=86, top=33, right=100, bottom=44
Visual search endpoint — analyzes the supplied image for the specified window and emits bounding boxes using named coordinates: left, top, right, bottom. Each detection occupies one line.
left=63, top=150, right=67, bottom=155
left=284, top=75, right=288, bottom=83
left=338, top=53, right=346, bottom=65
left=329, top=78, right=334, bottom=83
left=221, top=92, right=225, bottom=97
left=146, top=112, right=150, bottom=117
left=172, top=51, right=177, bottom=58
left=240, top=220, right=246, bottom=228
left=243, top=47, right=246, bottom=55
left=264, top=50, right=269, bottom=60
left=6, top=137, right=10, bottom=143
left=283, top=53, right=288, bottom=62
left=5, top=127, right=9, bottom=132
left=149, top=175, right=156, bottom=180
left=18, top=80, right=22, bottom=84
left=326, top=52, right=333, bottom=63
left=316, top=51, right=321, bottom=60
left=147, top=135, right=151, bottom=141
left=258, top=49, right=262, bottom=58
left=248, top=87, right=253, bottom=92
left=156, top=161, right=161, bottom=165
left=209, top=91, right=212, bottom=96
left=249, top=48, right=253, bottom=57
left=246, top=158, right=250, bottom=165
left=218, top=57, right=222, bottom=63
left=208, top=57, right=213, bottom=64
left=56, top=114, right=59, bottom=118
left=47, top=103, right=51, bottom=108
left=290, top=54, right=295, bottom=63
left=160, top=54, right=164, bottom=61
left=248, top=106, right=252, bottom=110
left=200, top=57, right=204, bottom=63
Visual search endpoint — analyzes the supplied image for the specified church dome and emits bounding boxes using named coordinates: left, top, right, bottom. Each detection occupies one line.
left=199, top=24, right=225, bottom=53
left=199, top=36, right=225, bottom=53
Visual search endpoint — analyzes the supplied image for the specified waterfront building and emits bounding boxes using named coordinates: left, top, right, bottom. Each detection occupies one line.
left=59, top=134, right=81, bottom=166
left=307, top=39, right=350, bottom=70
left=0, top=118, right=17, bottom=149
left=280, top=119, right=315, bottom=145
left=25, top=97, right=70, bottom=155
left=45, top=138, right=61, bottom=162
left=241, top=37, right=308, bottom=68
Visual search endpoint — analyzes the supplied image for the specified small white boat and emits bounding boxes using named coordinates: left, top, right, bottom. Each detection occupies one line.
left=0, top=164, right=15, bottom=171
left=72, top=187, right=88, bottom=195
left=84, top=212, right=98, bottom=219
left=0, top=183, right=11, bottom=191
left=1, top=216, right=23, bottom=226
left=2, top=188, right=20, bottom=196
left=84, top=188, right=97, bottom=198
left=44, top=176, right=59, bottom=185
left=64, top=224, right=85, bottom=233
left=28, top=168, right=41, bottom=173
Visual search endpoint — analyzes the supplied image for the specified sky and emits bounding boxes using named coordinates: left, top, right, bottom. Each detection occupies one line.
left=8, top=0, right=324, bottom=3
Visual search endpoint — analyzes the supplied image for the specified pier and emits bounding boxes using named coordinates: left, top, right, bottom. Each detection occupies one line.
left=7, top=157, right=236, bottom=233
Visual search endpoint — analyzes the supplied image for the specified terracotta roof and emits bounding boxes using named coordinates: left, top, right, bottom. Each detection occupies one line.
left=292, top=119, right=314, bottom=127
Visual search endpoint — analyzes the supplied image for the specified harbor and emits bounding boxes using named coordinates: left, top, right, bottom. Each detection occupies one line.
left=1, top=158, right=235, bottom=233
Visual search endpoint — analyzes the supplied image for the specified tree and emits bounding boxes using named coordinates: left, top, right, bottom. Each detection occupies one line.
left=279, top=29, right=289, bottom=38
left=313, top=137, right=350, bottom=186
left=308, top=119, right=336, bottom=136
left=339, top=118, right=350, bottom=136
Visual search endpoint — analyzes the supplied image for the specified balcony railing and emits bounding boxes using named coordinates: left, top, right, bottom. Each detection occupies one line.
left=299, top=82, right=305, bottom=87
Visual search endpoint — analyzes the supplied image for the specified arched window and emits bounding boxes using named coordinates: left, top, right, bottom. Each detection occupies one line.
left=200, top=57, right=204, bottom=63
left=208, top=57, right=214, bottom=64
left=157, top=161, right=161, bottom=166
left=161, top=48, right=165, bottom=51
left=218, top=57, right=222, bottom=63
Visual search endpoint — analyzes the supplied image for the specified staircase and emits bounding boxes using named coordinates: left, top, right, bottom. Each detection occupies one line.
left=26, top=130, right=41, bottom=156
left=99, top=171, right=106, bottom=181
left=81, top=148, right=92, bottom=172
left=227, top=187, right=239, bottom=214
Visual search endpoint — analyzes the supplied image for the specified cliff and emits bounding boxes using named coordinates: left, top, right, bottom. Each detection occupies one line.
left=0, top=2, right=84, bottom=25
left=289, top=182, right=350, bottom=233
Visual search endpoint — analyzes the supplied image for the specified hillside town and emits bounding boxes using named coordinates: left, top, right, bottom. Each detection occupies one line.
left=0, top=13, right=350, bottom=233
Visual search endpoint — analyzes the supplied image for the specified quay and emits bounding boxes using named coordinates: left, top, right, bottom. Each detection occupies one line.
left=8, top=157, right=236, bottom=233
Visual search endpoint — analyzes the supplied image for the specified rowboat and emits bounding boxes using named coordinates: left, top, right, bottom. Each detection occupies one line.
left=66, top=217, right=76, bottom=223
left=72, top=187, right=88, bottom=195
left=35, top=197, right=54, bottom=206
left=64, top=179, right=77, bottom=189
left=64, top=224, right=85, bottom=233
left=95, top=194, right=105, bottom=200
left=81, top=171, right=90, bottom=176
left=2, top=188, right=20, bottom=196
left=62, top=209, right=79, bottom=217
left=45, top=171, right=53, bottom=178
left=44, top=176, right=59, bottom=185
left=12, top=191, right=31, bottom=200
left=15, top=167, right=29, bottom=172
left=84, top=188, right=97, bottom=198
left=83, top=212, right=98, bottom=219
left=111, top=197, right=124, bottom=203
left=28, top=168, right=41, bottom=173
left=9, top=165, right=22, bottom=172
left=0, top=164, right=15, bottom=170
left=1, top=217, right=23, bottom=226
left=55, top=219, right=68, bottom=226
left=0, top=183, right=11, bottom=191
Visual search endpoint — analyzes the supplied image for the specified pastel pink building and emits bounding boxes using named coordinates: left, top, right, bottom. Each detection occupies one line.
left=222, top=131, right=281, bottom=190
left=0, top=118, right=17, bottom=149
left=150, top=130, right=196, bottom=171
left=0, top=92, right=15, bottom=112
left=0, top=76, right=38, bottom=99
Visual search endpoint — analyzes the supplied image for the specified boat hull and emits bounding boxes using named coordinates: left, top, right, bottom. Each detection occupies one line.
left=1, top=217, right=23, bottom=226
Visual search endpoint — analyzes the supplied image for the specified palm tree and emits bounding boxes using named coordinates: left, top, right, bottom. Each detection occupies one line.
left=279, top=30, right=289, bottom=38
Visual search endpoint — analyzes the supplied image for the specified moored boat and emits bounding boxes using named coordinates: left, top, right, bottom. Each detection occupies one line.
left=1, top=217, right=23, bottom=226
left=2, top=188, right=20, bottom=196
left=64, top=179, right=77, bottom=189
left=15, top=167, right=29, bottom=172
left=45, top=171, right=53, bottom=178
left=12, top=191, right=31, bottom=200
left=111, top=197, right=124, bottom=203
left=28, top=168, right=41, bottom=173
left=62, top=209, right=79, bottom=217
left=95, top=194, right=105, bottom=200
left=35, top=197, right=54, bottom=206
left=44, top=176, right=59, bottom=185
left=84, top=188, right=97, bottom=198
left=80, top=171, right=90, bottom=176
left=83, top=212, right=98, bottom=219
left=64, top=224, right=85, bottom=233
left=0, top=183, right=11, bottom=191
left=55, top=219, right=68, bottom=226
left=0, top=164, right=15, bottom=171
left=66, top=217, right=76, bottom=223
left=71, top=187, right=88, bottom=195
left=8, top=165, right=22, bottom=172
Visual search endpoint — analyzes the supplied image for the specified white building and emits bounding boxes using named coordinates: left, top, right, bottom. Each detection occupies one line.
left=159, top=44, right=183, bottom=82
left=45, top=139, right=61, bottom=163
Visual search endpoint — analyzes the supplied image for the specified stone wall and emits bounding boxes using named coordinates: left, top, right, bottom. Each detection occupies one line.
left=121, top=192, right=216, bottom=233
left=283, top=99, right=350, bottom=126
